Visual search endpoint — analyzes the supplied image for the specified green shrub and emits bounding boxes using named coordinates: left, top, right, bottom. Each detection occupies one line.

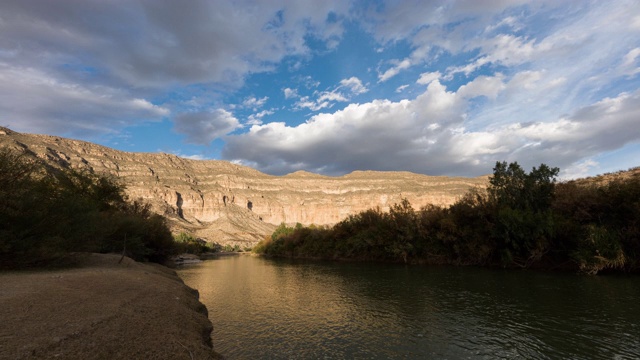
left=174, top=232, right=208, bottom=254
left=256, top=161, right=640, bottom=274
left=0, top=148, right=178, bottom=268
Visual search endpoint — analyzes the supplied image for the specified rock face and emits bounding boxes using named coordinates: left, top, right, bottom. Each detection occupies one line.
left=0, top=127, right=488, bottom=246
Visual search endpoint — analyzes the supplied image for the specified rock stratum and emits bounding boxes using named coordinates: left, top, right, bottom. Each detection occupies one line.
left=0, top=127, right=488, bottom=246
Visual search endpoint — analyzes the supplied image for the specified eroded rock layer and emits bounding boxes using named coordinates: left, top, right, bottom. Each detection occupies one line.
left=0, top=127, right=488, bottom=246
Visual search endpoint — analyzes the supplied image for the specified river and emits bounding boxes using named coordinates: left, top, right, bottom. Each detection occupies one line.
left=177, top=255, right=640, bottom=359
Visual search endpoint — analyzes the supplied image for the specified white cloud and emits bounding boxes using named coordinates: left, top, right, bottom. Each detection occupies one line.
left=246, top=109, right=275, bottom=126
left=0, top=0, right=351, bottom=136
left=339, top=77, right=368, bottom=95
left=445, top=34, right=543, bottom=79
left=130, top=98, right=170, bottom=116
left=457, top=74, right=506, bottom=100
left=224, top=77, right=640, bottom=176
left=317, top=91, right=348, bottom=103
left=482, top=34, right=540, bottom=65
left=294, top=96, right=331, bottom=112
left=395, top=84, right=409, bottom=93
left=364, top=0, right=534, bottom=44
left=224, top=80, right=468, bottom=175
left=298, top=75, right=321, bottom=89
left=378, top=58, right=412, bottom=82
left=416, top=71, right=441, bottom=85
left=560, top=159, right=599, bottom=180
left=365, top=1, right=544, bottom=78
left=171, top=152, right=208, bottom=161
left=242, top=96, right=268, bottom=109
left=283, top=87, right=298, bottom=99
left=622, top=48, right=640, bottom=67
left=174, top=109, right=240, bottom=145
left=484, top=16, right=521, bottom=33
left=0, top=1, right=352, bottom=88
left=507, top=71, right=543, bottom=90
left=3, top=1, right=640, bottom=179
left=620, top=47, right=640, bottom=76
left=294, top=76, right=367, bottom=111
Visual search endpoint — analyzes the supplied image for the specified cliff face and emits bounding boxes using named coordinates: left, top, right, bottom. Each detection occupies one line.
left=0, top=127, right=488, bottom=246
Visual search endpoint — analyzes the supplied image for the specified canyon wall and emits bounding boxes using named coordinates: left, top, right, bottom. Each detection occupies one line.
left=0, top=127, right=488, bottom=246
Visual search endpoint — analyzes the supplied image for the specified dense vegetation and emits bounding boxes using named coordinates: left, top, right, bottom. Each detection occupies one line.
left=255, top=162, right=640, bottom=274
left=0, top=149, right=179, bottom=269
left=173, top=232, right=210, bottom=254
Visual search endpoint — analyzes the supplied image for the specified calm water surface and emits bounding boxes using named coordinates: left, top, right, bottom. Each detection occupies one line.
left=177, top=255, right=640, bottom=359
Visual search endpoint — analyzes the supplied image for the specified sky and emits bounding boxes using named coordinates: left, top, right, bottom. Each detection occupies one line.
left=1, top=0, right=639, bottom=179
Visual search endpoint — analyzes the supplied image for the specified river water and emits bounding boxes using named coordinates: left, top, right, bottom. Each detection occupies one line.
left=177, top=255, right=640, bottom=359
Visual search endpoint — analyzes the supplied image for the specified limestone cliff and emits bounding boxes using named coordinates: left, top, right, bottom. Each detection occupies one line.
left=0, top=127, right=488, bottom=246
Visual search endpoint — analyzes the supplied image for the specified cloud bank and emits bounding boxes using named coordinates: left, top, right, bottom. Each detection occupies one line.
left=224, top=78, right=640, bottom=176
left=1, top=1, right=639, bottom=178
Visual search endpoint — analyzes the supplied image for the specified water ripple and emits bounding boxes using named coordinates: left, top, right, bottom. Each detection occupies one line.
left=178, top=257, right=640, bottom=359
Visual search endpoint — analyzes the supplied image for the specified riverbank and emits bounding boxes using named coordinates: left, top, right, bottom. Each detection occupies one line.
left=0, top=253, right=223, bottom=359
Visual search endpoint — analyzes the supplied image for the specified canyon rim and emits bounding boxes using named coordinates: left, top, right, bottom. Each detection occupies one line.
left=0, top=127, right=488, bottom=247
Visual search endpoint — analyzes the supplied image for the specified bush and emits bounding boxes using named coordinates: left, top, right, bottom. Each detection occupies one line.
left=0, top=148, right=178, bottom=268
left=174, top=232, right=208, bottom=254
left=255, top=161, right=640, bottom=274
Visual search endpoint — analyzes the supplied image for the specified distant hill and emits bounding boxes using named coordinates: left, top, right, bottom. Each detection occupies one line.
left=569, top=166, right=640, bottom=186
left=1, top=127, right=489, bottom=246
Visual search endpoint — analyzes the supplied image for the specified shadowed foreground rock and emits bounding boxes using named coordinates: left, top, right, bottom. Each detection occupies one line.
left=0, top=254, right=222, bottom=360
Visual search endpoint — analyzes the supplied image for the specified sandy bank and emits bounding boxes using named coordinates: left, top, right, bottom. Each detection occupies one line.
left=0, top=253, right=222, bottom=359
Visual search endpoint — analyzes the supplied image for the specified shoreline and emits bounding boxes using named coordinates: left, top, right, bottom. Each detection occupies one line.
left=0, top=253, right=223, bottom=359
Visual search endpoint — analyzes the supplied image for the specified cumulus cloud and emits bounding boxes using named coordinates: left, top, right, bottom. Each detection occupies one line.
left=224, top=80, right=467, bottom=175
left=223, top=78, right=640, bottom=176
left=174, top=109, right=240, bottom=145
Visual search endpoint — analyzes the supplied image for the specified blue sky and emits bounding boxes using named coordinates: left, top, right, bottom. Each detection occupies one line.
left=1, top=1, right=639, bottom=178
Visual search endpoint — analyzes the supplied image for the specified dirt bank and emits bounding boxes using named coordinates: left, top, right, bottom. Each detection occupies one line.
left=0, top=253, right=222, bottom=359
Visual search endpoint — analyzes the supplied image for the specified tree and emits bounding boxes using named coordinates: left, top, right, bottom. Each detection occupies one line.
left=488, top=161, right=559, bottom=267
left=386, top=199, right=417, bottom=262
left=0, top=148, right=178, bottom=268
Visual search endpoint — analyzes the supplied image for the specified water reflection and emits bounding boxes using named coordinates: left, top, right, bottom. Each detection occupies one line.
left=178, top=255, right=640, bottom=359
